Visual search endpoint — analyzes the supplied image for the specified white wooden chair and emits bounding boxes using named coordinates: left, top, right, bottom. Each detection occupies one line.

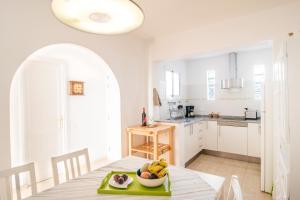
left=227, top=175, right=243, bottom=200
left=51, top=148, right=91, bottom=185
left=0, top=162, right=37, bottom=200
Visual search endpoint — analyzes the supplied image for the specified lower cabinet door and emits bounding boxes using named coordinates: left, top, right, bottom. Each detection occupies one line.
left=192, top=122, right=201, bottom=154
left=218, top=126, right=247, bottom=155
left=248, top=123, right=260, bottom=157
left=205, top=121, right=218, bottom=151
left=184, top=125, right=193, bottom=162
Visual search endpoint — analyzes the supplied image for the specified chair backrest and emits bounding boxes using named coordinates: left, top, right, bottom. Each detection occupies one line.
left=51, top=148, right=91, bottom=185
left=0, top=162, right=37, bottom=200
left=227, top=175, right=243, bottom=200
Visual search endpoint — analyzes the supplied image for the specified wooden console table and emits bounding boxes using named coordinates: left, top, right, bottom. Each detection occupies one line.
left=127, top=124, right=175, bottom=164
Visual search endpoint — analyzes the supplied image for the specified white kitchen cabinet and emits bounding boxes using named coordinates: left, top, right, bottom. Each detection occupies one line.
left=197, top=121, right=206, bottom=151
left=191, top=123, right=199, bottom=155
left=184, top=124, right=193, bottom=163
left=205, top=121, right=218, bottom=151
left=194, top=124, right=199, bottom=156
left=192, top=122, right=204, bottom=153
left=184, top=122, right=204, bottom=163
left=218, top=125, right=247, bottom=155
left=247, top=123, right=260, bottom=157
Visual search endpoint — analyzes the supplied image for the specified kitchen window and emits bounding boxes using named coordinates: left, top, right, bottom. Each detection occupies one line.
left=207, top=70, right=216, bottom=100
left=254, top=65, right=265, bottom=100
left=166, top=70, right=180, bottom=98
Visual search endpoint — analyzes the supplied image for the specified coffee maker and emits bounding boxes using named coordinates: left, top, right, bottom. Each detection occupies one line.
left=185, top=106, right=195, bottom=118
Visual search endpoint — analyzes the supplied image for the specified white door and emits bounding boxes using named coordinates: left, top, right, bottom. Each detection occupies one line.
left=22, top=59, right=66, bottom=181
left=286, top=35, right=300, bottom=200
left=218, top=126, right=247, bottom=155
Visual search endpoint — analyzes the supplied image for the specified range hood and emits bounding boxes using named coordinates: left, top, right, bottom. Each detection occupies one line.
left=221, top=52, right=244, bottom=89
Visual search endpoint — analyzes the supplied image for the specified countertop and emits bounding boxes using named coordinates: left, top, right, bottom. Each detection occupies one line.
left=156, top=115, right=260, bottom=126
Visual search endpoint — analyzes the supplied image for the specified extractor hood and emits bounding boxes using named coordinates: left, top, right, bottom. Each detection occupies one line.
left=221, top=52, right=244, bottom=89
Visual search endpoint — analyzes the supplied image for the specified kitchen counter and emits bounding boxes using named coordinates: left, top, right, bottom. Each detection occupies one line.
left=156, top=115, right=261, bottom=125
left=155, top=115, right=261, bottom=167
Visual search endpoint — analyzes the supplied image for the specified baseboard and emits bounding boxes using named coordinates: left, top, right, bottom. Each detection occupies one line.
left=184, top=151, right=203, bottom=167
left=202, top=149, right=261, bottom=164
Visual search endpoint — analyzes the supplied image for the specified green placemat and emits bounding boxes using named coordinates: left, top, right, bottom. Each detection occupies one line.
left=97, top=171, right=171, bottom=196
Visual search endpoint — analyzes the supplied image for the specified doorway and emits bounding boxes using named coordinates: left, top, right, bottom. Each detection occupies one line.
left=10, top=44, right=121, bottom=185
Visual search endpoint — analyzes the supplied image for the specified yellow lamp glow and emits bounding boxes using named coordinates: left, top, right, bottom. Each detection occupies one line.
left=51, top=0, right=144, bottom=35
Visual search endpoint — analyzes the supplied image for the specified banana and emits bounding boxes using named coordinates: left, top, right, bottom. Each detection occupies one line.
left=148, top=161, right=159, bottom=171
left=151, top=161, right=160, bottom=167
left=147, top=159, right=168, bottom=177
left=157, top=168, right=168, bottom=178
left=148, top=165, right=164, bottom=174
left=159, top=159, right=168, bottom=168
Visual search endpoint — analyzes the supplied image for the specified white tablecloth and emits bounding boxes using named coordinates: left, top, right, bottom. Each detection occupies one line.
left=26, top=157, right=223, bottom=200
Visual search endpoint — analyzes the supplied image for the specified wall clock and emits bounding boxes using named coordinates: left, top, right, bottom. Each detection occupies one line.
left=69, top=81, right=84, bottom=96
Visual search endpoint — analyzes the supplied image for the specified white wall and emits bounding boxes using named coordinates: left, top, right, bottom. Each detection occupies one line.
left=0, top=1, right=148, bottom=170
left=67, top=65, right=108, bottom=161
left=185, top=48, right=272, bottom=116
left=152, top=48, right=272, bottom=119
left=152, top=60, right=187, bottom=119
left=150, top=2, right=300, bottom=62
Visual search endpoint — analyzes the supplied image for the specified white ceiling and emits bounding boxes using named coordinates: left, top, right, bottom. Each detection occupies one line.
left=132, top=0, right=298, bottom=39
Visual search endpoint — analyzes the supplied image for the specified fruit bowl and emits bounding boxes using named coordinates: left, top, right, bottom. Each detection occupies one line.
left=136, top=169, right=167, bottom=187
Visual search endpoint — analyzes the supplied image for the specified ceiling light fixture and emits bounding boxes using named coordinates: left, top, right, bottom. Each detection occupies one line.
left=51, top=0, right=144, bottom=35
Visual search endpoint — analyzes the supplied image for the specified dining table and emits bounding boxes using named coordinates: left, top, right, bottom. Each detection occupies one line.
left=26, top=156, right=225, bottom=200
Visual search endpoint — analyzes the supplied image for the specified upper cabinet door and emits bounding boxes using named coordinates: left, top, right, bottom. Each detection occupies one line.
left=248, top=123, right=261, bottom=157
left=218, top=125, right=247, bottom=155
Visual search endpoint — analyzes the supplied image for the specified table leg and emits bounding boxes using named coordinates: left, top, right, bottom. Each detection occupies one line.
left=168, top=128, right=174, bottom=165
left=146, top=136, right=149, bottom=159
left=153, top=134, right=158, bottom=160
left=128, top=132, right=132, bottom=156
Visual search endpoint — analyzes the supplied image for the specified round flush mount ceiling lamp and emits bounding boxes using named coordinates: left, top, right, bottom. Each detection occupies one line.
left=51, top=0, right=144, bottom=35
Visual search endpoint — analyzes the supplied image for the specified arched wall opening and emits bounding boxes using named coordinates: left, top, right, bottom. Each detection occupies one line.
left=10, top=43, right=121, bottom=181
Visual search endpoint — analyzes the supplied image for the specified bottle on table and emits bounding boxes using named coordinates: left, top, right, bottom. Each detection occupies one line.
left=142, top=107, right=147, bottom=126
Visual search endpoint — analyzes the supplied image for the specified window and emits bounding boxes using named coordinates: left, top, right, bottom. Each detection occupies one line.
left=207, top=70, right=216, bottom=100
left=166, top=70, right=180, bottom=98
left=254, top=65, right=265, bottom=100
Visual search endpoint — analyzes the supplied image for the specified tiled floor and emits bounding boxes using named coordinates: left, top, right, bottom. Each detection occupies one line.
left=187, top=154, right=272, bottom=200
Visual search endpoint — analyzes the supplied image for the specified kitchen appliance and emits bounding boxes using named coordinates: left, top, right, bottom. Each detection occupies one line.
left=244, top=108, right=258, bottom=120
left=185, top=106, right=195, bottom=118
left=168, top=102, right=184, bottom=120
left=221, top=52, right=244, bottom=89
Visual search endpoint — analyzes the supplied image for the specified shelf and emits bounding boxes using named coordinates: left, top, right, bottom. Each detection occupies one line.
left=127, top=124, right=174, bottom=164
left=131, top=142, right=171, bottom=156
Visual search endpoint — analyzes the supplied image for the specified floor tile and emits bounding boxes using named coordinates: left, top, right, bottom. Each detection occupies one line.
left=187, top=154, right=271, bottom=200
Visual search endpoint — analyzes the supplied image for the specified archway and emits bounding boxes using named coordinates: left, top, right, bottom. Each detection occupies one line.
left=10, top=43, right=121, bottom=182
